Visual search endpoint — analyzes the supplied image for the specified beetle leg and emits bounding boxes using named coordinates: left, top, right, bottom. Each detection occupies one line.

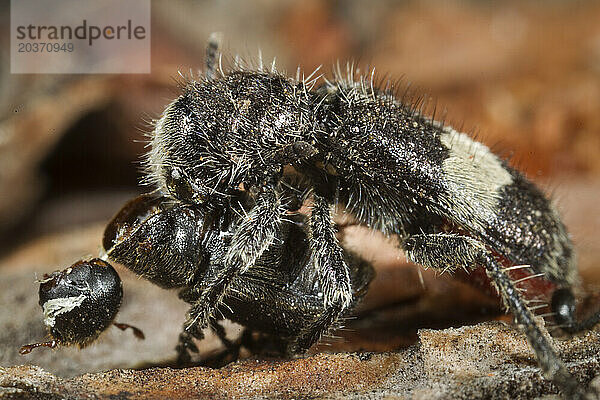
left=182, top=186, right=285, bottom=346
left=403, top=233, right=486, bottom=273
left=209, top=317, right=237, bottom=352
left=288, top=194, right=353, bottom=353
left=175, top=330, right=201, bottom=366
left=402, top=232, right=587, bottom=399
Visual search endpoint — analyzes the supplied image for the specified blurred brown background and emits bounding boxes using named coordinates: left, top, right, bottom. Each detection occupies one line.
left=1, top=0, right=600, bottom=382
left=1, top=0, right=600, bottom=247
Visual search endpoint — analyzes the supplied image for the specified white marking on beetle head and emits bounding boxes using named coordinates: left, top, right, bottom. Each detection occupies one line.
left=36, top=275, right=54, bottom=284
left=42, top=295, right=87, bottom=328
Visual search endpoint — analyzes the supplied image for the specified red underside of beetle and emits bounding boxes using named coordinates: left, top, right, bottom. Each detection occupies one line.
left=440, top=218, right=558, bottom=310
left=457, top=259, right=557, bottom=303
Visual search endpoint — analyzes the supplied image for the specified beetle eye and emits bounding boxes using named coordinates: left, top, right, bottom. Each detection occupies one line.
left=166, top=168, right=194, bottom=203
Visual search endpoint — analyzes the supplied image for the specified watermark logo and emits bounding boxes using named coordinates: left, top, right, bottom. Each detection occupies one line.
left=11, top=0, right=151, bottom=74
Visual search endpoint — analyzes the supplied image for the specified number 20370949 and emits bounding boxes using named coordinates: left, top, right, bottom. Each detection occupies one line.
left=17, top=42, right=74, bottom=52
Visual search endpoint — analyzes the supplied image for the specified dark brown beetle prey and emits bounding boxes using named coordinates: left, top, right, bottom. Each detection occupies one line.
left=22, top=191, right=373, bottom=363
left=22, top=36, right=600, bottom=398
left=103, top=193, right=373, bottom=364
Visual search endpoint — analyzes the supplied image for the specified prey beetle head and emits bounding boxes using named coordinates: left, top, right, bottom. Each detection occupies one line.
left=19, top=259, right=123, bottom=355
left=38, top=258, right=123, bottom=347
left=20, top=258, right=144, bottom=355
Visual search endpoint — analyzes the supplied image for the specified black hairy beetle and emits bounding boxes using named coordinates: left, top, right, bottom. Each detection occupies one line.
left=143, top=37, right=600, bottom=398
left=22, top=36, right=599, bottom=398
